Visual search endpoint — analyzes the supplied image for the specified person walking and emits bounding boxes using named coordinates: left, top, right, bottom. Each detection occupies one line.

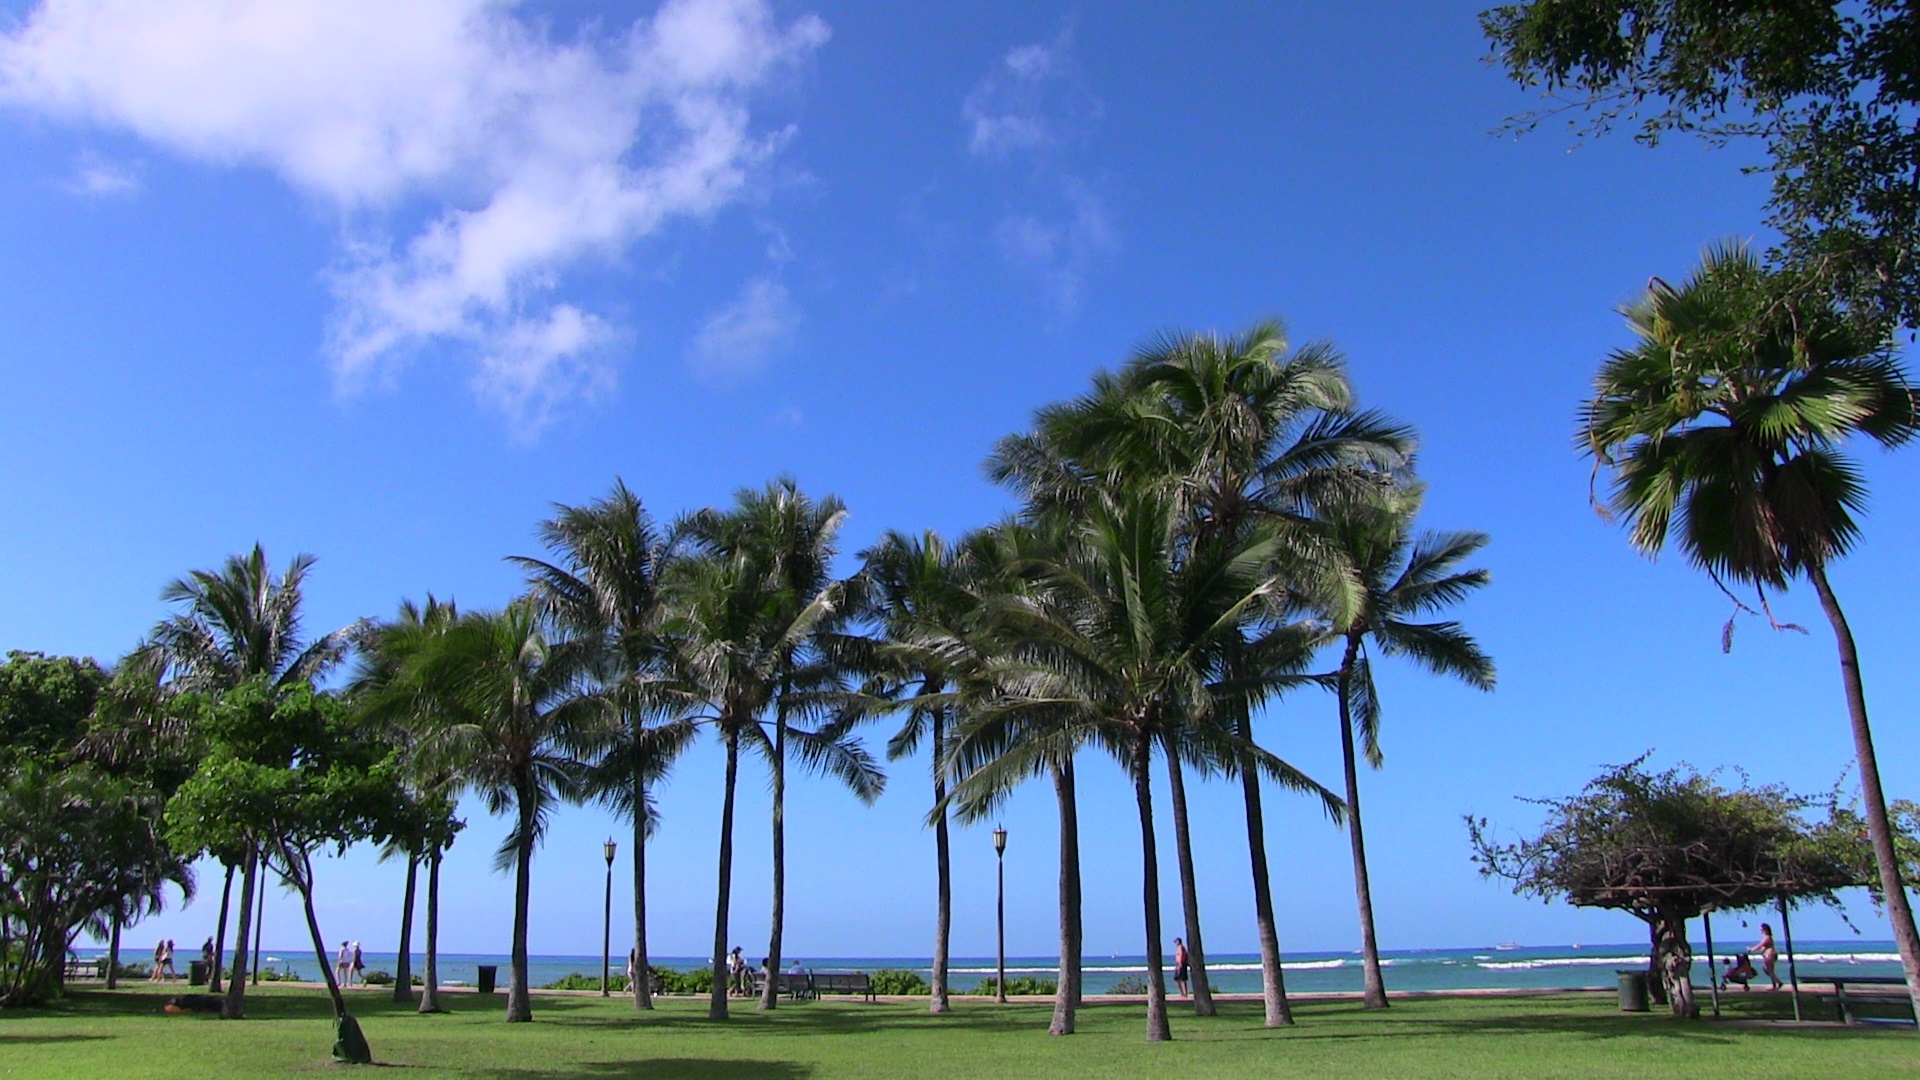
left=1172, top=937, right=1190, bottom=998
left=148, top=941, right=165, bottom=982
left=335, top=941, right=353, bottom=986
left=351, top=942, right=365, bottom=987
left=1753, top=924, right=1783, bottom=991
left=160, top=939, right=177, bottom=980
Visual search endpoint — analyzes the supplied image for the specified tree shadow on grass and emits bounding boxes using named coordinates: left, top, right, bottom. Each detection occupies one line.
left=0, top=1033, right=112, bottom=1045
left=469, top=1059, right=812, bottom=1080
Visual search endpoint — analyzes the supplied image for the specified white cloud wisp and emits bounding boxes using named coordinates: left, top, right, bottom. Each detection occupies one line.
left=0, top=0, right=828, bottom=433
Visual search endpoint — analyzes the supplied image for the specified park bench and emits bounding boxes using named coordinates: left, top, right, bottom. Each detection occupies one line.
left=749, top=971, right=814, bottom=1001
left=63, top=957, right=105, bottom=981
left=1804, top=973, right=1914, bottom=1026
left=810, top=972, right=875, bottom=1002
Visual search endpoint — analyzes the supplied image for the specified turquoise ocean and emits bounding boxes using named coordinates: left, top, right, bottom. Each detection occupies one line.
left=100, top=941, right=1902, bottom=994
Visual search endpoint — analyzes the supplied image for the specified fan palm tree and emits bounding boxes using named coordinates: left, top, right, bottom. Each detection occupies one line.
left=511, top=480, right=693, bottom=1011
left=1321, top=480, right=1494, bottom=1008
left=990, top=322, right=1409, bottom=1025
left=1581, top=243, right=1920, bottom=1013
left=139, top=544, right=360, bottom=1019
left=400, top=602, right=599, bottom=1022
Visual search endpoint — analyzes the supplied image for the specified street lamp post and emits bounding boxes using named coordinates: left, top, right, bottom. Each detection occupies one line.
left=993, top=825, right=1008, bottom=1004
left=602, top=839, right=617, bottom=997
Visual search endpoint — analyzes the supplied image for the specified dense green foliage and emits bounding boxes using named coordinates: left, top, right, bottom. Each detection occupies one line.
left=1483, top=0, right=1920, bottom=332
left=970, top=975, right=1059, bottom=997
left=867, top=969, right=930, bottom=996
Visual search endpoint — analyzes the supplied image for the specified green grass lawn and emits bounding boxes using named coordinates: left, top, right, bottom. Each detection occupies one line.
left=1, top=985, right=1914, bottom=1078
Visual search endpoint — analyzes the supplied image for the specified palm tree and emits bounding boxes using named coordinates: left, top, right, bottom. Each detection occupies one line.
left=512, top=480, right=693, bottom=1012
left=857, top=530, right=966, bottom=1014
left=400, top=602, right=598, bottom=1022
left=1580, top=243, right=1920, bottom=1014
left=1321, top=480, right=1494, bottom=1008
left=990, top=322, right=1408, bottom=1025
left=677, top=480, right=878, bottom=1014
left=958, top=489, right=1337, bottom=1042
left=140, top=544, right=359, bottom=1019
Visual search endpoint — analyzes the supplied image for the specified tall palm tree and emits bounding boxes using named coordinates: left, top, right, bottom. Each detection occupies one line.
left=400, top=602, right=598, bottom=1022
left=677, top=480, right=876, bottom=1014
left=958, top=489, right=1337, bottom=1042
left=1581, top=243, right=1920, bottom=1014
left=140, top=544, right=359, bottom=1019
left=512, top=479, right=693, bottom=1012
left=858, top=529, right=972, bottom=1015
left=1321, top=480, right=1494, bottom=1008
left=990, top=322, right=1408, bottom=1025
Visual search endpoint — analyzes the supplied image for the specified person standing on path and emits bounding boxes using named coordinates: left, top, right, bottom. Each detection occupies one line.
left=335, top=941, right=352, bottom=986
left=1753, top=924, right=1782, bottom=990
left=1172, top=938, right=1191, bottom=998
left=351, top=942, right=364, bottom=986
left=149, top=942, right=165, bottom=982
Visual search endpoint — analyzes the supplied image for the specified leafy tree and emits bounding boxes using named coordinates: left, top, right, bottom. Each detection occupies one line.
left=1578, top=244, right=1920, bottom=1013
left=0, top=651, right=111, bottom=766
left=1483, top=0, right=1920, bottom=332
left=1322, top=481, right=1495, bottom=1008
left=511, top=480, right=693, bottom=1012
left=1469, top=756, right=1909, bottom=1017
left=397, top=602, right=600, bottom=1023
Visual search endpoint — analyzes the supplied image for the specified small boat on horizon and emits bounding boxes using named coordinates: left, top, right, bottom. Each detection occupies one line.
left=1494, top=942, right=1521, bottom=951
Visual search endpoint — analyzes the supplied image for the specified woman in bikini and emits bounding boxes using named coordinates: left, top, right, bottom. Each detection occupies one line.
left=1753, top=924, right=1782, bottom=990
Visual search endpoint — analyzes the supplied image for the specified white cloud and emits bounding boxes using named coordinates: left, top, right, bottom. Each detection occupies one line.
left=66, top=151, right=136, bottom=196
left=0, top=0, right=829, bottom=431
left=964, top=29, right=1114, bottom=320
left=961, top=30, right=1099, bottom=160
left=688, top=275, right=798, bottom=380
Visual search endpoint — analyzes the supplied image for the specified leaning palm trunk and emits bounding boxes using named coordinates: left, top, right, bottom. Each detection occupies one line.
left=280, top=842, right=350, bottom=1020
left=930, top=710, right=953, bottom=1016
left=1235, top=708, right=1292, bottom=1025
left=1049, top=759, right=1082, bottom=1036
left=1164, top=752, right=1214, bottom=1016
left=392, top=853, right=417, bottom=1004
left=1337, top=643, right=1388, bottom=1009
left=1130, top=740, right=1171, bottom=1042
left=708, top=730, right=741, bottom=1021
left=761, top=702, right=788, bottom=1012
left=419, top=846, right=443, bottom=1013
left=506, top=800, right=536, bottom=1023
left=208, top=862, right=234, bottom=994
left=1808, top=564, right=1920, bottom=1018
left=106, top=916, right=120, bottom=991
left=222, top=847, right=258, bottom=1019
left=631, top=767, right=653, bottom=1010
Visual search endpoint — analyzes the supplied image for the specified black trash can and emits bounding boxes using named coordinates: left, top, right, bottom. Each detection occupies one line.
left=1616, top=969, right=1649, bottom=1012
left=188, top=960, right=209, bottom=987
left=477, top=965, right=498, bottom=995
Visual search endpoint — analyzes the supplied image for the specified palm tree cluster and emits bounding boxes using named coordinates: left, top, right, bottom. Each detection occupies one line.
left=20, top=320, right=1492, bottom=1045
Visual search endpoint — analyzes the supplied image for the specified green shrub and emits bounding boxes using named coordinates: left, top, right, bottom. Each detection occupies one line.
left=651, top=966, right=712, bottom=995
left=1106, top=975, right=1147, bottom=995
left=540, top=972, right=631, bottom=992
left=868, top=969, right=929, bottom=995
left=362, top=970, right=393, bottom=986
left=970, top=975, right=1056, bottom=996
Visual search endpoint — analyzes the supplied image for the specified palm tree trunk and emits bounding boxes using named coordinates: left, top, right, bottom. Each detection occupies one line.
left=106, top=915, right=120, bottom=990
left=1049, top=759, right=1081, bottom=1036
left=392, top=852, right=417, bottom=1004
left=1807, top=563, right=1920, bottom=1019
left=1164, top=749, right=1215, bottom=1016
left=222, top=846, right=257, bottom=1019
left=208, top=862, right=234, bottom=994
left=709, top=729, right=740, bottom=1021
left=1129, top=733, right=1171, bottom=1042
left=631, top=766, right=653, bottom=1011
left=419, top=845, right=443, bottom=1014
left=1235, top=705, right=1292, bottom=1026
left=1337, top=642, right=1388, bottom=1009
left=506, top=799, right=535, bottom=1023
left=761, top=703, right=787, bottom=1012
left=931, top=708, right=952, bottom=1016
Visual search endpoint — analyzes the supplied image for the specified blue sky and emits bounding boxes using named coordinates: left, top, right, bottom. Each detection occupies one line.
left=3, top=0, right=1915, bottom=964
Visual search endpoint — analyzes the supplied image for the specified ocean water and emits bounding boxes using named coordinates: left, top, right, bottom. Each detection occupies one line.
left=98, top=941, right=1901, bottom=995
